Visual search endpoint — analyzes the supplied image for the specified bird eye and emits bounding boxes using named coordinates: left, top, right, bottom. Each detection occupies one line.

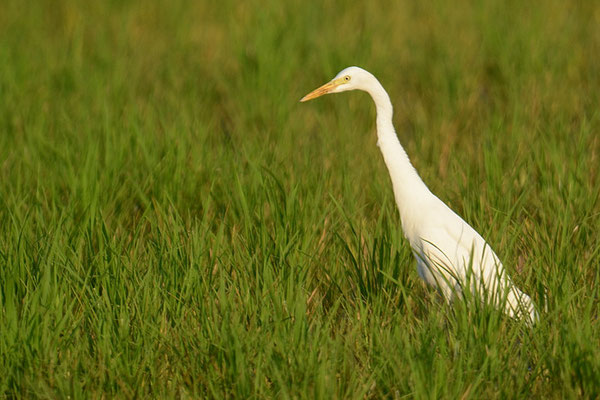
left=344, top=76, right=351, bottom=81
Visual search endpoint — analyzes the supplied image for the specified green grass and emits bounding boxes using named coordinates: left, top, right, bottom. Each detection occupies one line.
left=1, top=0, right=599, bottom=398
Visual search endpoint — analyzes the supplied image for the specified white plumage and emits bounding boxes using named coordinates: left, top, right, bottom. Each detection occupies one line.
left=301, top=66, right=537, bottom=324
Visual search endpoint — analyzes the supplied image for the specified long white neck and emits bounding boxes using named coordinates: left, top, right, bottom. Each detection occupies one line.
left=364, top=78, right=432, bottom=221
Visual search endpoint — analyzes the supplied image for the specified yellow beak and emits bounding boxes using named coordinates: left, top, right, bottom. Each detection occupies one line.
left=300, top=80, right=339, bottom=102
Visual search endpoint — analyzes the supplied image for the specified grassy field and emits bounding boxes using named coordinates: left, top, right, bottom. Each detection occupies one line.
left=1, top=0, right=599, bottom=398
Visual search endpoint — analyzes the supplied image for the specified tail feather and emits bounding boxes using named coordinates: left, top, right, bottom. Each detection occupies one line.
left=505, top=287, right=538, bottom=325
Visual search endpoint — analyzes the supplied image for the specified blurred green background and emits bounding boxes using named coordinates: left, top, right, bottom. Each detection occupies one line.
left=1, top=0, right=599, bottom=398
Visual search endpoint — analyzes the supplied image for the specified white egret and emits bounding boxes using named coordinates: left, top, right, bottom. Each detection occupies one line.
left=301, top=66, right=537, bottom=324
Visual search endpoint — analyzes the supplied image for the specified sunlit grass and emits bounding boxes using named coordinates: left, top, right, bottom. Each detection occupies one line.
left=0, top=0, right=599, bottom=398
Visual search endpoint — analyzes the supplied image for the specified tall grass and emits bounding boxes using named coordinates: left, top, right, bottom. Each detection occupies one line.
left=1, top=0, right=599, bottom=398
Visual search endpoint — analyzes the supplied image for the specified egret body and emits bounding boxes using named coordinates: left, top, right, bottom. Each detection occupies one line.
left=301, top=66, right=537, bottom=323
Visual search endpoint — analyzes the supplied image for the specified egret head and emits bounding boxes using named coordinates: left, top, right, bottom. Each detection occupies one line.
left=300, top=66, right=373, bottom=102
